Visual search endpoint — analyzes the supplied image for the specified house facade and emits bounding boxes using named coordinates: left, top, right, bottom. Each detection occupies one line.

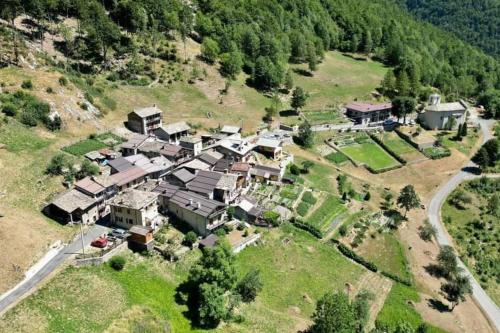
left=110, top=189, right=159, bottom=229
left=127, top=105, right=163, bottom=134
left=167, top=190, right=226, bottom=236
left=46, top=189, right=99, bottom=225
left=346, top=102, right=392, bottom=125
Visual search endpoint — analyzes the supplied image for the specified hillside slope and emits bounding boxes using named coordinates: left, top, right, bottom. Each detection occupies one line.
left=397, top=0, right=500, bottom=58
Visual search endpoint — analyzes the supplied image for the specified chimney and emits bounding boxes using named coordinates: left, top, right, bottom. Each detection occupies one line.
left=196, top=202, right=201, bottom=209
left=153, top=103, right=157, bottom=108
left=189, top=199, right=194, bottom=206
left=224, top=168, right=228, bottom=174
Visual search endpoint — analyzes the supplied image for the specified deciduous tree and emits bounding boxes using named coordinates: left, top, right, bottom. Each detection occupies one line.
left=397, top=185, right=420, bottom=217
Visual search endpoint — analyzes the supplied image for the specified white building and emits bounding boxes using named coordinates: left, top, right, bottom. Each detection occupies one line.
left=419, top=94, right=467, bottom=130
left=110, top=189, right=160, bottom=230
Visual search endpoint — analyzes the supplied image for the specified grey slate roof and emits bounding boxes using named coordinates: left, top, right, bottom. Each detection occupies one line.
left=425, top=101, right=467, bottom=113
left=153, top=182, right=180, bottom=199
left=156, top=122, right=191, bottom=135
left=51, top=189, right=96, bottom=213
left=220, top=125, right=241, bottom=134
left=172, top=168, right=195, bottom=184
left=198, top=153, right=221, bottom=166
left=110, top=189, right=158, bottom=210
left=120, top=134, right=148, bottom=149
left=132, top=106, right=162, bottom=118
left=169, top=190, right=225, bottom=218
left=186, top=170, right=222, bottom=194
left=108, top=157, right=134, bottom=173
left=213, top=158, right=234, bottom=172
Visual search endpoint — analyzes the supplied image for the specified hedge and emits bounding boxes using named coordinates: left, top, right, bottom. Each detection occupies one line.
left=369, top=132, right=407, bottom=165
left=336, top=243, right=378, bottom=272
left=380, top=271, right=412, bottom=287
left=422, top=147, right=451, bottom=159
left=290, top=218, right=323, bottom=239
left=365, top=163, right=403, bottom=174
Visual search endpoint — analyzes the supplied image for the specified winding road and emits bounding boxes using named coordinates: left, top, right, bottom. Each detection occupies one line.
left=427, top=118, right=500, bottom=332
left=0, top=224, right=108, bottom=315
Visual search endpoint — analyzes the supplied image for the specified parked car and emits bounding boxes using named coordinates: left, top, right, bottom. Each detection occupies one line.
left=91, top=237, right=108, bottom=248
left=111, top=228, right=127, bottom=239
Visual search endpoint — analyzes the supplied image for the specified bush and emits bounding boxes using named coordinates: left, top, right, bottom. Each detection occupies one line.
left=236, top=269, right=263, bottom=302
left=46, top=87, right=54, bottom=93
left=263, top=211, right=281, bottom=227
left=183, top=231, right=198, bottom=247
left=380, top=271, right=412, bottom=286
left=21, top=80, right=33, bottom=89
left=1, top=103, right=17, bottom=117
left=289, top=164, right=301, bottom=175
left=338, top=224, right=348, bottom=236
left=46, top=153, right=69, bottom=175
left=59, top=76, right=68, bottom=86
left=109, top=256, right=126, bottom=271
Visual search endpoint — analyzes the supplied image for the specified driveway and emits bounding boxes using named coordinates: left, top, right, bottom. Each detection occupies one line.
left=0, top=224, right=108, bottom=315
left=427, top=118, right=500, bottom=332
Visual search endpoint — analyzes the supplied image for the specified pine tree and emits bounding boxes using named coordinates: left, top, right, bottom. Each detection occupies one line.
left=381, top=70, right=396, bottom=97
left=460, top=123, right=467, bottom=137
left=396, top=71, right=411, bottom=96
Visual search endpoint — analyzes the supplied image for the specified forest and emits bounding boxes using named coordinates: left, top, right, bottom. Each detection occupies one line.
left=396, top=0, right=500, bottom=59
left=1, top=0, right=500, bottom=118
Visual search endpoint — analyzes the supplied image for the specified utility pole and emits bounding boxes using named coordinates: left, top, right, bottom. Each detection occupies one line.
left=79, top=221, right=85, bottom=258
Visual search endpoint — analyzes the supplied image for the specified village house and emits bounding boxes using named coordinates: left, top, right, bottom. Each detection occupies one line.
left=154, top=121, right=191, bottom=144
left=179, top=158, right=212, bottom=173
left=419, top=94, right=467, bottom=130
left=179, top=136, right=203, bottom=156
left=197, top=151, right=223, bottom=167
left=110, top=189, right=160, bottom=229
left=74, top=177, right=108, bottom=216
left=230, top=162, right=251, bottom=189
left=234, top=196, right=262, bottom=223
left=215, top=138, right=254, bottom=162
left=167, top=190, right=227, bottom=236
left=255, top=138, right=283, bottom=160
left=186, top=170, right=239, bottom=203
left=250, top=164, right=282, bottom=182
left=152, top=181, right=180, bottom=213
left=45, top=189, right=99, bottom=225
left=128, top=226, right=155, bottom=252
left=127, top=105, right=163, bottom=135
left=346, top=102, right=392, bottom=125
left=110, top=154, right=173, bottom=179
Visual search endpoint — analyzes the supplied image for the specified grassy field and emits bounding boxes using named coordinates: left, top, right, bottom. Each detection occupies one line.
left=305, top=195, right=346, bottom=231
left=325, top=151, right=349, bottom=165
left=340, top=141, right=400, bottom=171
left=437, top=129, right=480, bottom=156
left=1, top=225, right=369, bottom=333
left=0, top=120, right=53, bottom=152
left=291, top=52, right=387, bottom=110
left=380, top=132, right=418, bottom=156
left=302, top=110, right=346, bottom=125
left=356, top=233, right=411, bottom=282
left=376, top=283, right=447, bottom=333
left=62, top=139, right=108, bottom=156
left=441, top=178, right=500, bottom=305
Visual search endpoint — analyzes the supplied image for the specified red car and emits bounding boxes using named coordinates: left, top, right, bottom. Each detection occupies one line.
left=91, top=237, right=108, bottom=248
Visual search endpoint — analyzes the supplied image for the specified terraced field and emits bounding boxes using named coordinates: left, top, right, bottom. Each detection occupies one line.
left=340, top=141, right=400, bottom=171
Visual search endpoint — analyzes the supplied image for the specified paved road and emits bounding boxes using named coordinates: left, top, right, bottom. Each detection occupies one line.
left=427, top=118, right=500, bottom=332
left=0, top=224, right=108, bottom=315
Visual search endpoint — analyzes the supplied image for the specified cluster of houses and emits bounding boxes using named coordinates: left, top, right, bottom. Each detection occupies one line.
left=45, top=105, right=291, bottom=243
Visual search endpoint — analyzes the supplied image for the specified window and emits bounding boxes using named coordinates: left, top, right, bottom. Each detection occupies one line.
left=127, top=209, right=131, bottom=214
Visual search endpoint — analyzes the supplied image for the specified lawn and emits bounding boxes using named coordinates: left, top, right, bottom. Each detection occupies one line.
left=62, top=139, right=108, bottom=156
left=380, top=132, right=418, bottom=156
left=437, top=129, right=480, bottom=156
left=441, top=178, right=500, bottom=305
left=291, top=52, right=387, bottom=109
left=376, top=283, right=447, bottom=333
left=340, top=141, right=401, bottom=171
left=325, top=151, right=349, bottom=165
left=305, top=195, right=346, bottom=231
left=356, top=233, right=411, bottom=282
left=1, top=226, right=368, bottom=333
left=294, top=157, right=339, bottom=193
left=0, top=120, right=52, bottom=152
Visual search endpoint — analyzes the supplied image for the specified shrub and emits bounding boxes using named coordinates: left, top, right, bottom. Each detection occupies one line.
left=21, top=80, right=33, bottom=89
left=338, top=224, right=348, bottom=236
left=290, top=218, right=323, bottom=238
left=418, top=219, right=437, bottom=242
left=183, top=231, right=198, bottom=247
left=263, top=211, right=281, bottom=227
left=59, top=76, right=68, bottom=86
left=236, top=269, right=263, bottom=302
left=109, top=256, right=126, bottom=271
left=1, top=103, right=17, bottom=117
left=290, top=164, right=301, bottom=175
left=46, top=153, right=69, bottom=175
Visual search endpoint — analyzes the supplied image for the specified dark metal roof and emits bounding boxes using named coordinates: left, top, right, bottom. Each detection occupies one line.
left=186, top=170, right=222, bottom=194
left=169, top=190, right=225, bottom=218
left=160, top=144, right=183, bottom=157
left=199, top=234, right=219, bottom=248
